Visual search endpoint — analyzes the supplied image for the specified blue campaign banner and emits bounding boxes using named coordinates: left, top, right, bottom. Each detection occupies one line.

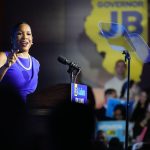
left=96, top=121, right=126, bottom=142
left=106, top=98, right=134, bottom=118
left=71, top=83, right=88, bottom=104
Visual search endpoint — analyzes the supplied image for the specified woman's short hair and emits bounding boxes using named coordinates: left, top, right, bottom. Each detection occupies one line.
left=10, top=22, right=30, bottom=38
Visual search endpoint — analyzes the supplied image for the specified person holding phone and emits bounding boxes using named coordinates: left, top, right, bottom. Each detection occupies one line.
left=0, top=22, right=40, bottom=103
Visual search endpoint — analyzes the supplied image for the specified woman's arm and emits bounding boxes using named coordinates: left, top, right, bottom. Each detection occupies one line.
left=0, top=51, right=18, bottom=81
left=0, top=52, right=8, bottom=81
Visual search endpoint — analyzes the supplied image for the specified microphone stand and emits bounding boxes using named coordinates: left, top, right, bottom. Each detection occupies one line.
left=122, top=50, right=131, bottom=150
left=67, top=63, right=81, bottom=83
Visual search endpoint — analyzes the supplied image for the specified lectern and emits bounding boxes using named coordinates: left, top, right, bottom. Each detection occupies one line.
left=27, top=83, right=95, bottom=112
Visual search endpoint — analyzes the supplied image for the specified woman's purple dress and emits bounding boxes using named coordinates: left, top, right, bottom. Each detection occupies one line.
left=0, top=52, right=40, bottom=103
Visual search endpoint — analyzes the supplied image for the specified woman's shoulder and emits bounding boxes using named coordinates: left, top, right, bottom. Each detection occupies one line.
left=0, top=51, right=8, bottom=67
left=0, top=51, right=9, bottom=59
left=30, top=56, right=40, bottom=72
left=30, top=56, right=40, bottom=66
left=0, top=51, right=6, bottom=55
left=0, top=51, right=11, bottom=57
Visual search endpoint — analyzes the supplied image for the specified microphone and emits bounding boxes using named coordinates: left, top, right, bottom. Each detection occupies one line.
left=57, top=56, right=81, bottom=70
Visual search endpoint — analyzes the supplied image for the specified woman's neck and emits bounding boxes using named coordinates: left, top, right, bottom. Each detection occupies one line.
left=17, top=52, right=29, bottom=58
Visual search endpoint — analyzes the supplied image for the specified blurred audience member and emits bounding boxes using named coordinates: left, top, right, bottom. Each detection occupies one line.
left=132, top=104, right=150, bottom=143
left=131, top=142, right=150, bottom=150
left=104, top=60, right=127, bottom=98
left=130, top=90, right=150, bottom=140
left=113, top=104, right=126, bottom=120
left=108, top=137, right=124, bottom=150
left=120, top=80, right=140, bottom=100
left=96, top=130, right=107, bottom=145
left=95, top=88, right=117, bottom=121
left=143, top=107, right=150, bottom=142
left=104, top=88, right=117, bottom=105
left=93, top=130, right=108, bottom=150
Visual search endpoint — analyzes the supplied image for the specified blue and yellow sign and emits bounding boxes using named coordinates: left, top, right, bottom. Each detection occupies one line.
left=85, top=0, right=148, bottom=81
left=96, top=121, right=126, bottom=142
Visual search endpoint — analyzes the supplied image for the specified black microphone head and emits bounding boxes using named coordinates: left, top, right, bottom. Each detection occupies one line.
left=57, top=56, right=70, bottom=65
left=57, top=55, right=81, bottom=70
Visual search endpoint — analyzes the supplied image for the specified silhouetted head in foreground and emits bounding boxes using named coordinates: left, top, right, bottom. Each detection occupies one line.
left=48, top=101, right=95, bottom=150
left=108, top=137, right=123, bottom=150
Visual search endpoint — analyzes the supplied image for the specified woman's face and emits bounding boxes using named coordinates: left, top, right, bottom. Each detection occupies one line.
left=114, top=109, right=123, bottom=120
left=13, top=23, right=33, bottom=52
left=139, top=91, right=147, bottom=104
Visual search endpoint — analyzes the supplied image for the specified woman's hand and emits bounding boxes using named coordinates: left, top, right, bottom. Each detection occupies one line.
left=5, top=50, right=19, bottom=68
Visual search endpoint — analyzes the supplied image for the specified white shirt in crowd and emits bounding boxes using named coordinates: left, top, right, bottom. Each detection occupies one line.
left=104, top=77, right=127, bottom=97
